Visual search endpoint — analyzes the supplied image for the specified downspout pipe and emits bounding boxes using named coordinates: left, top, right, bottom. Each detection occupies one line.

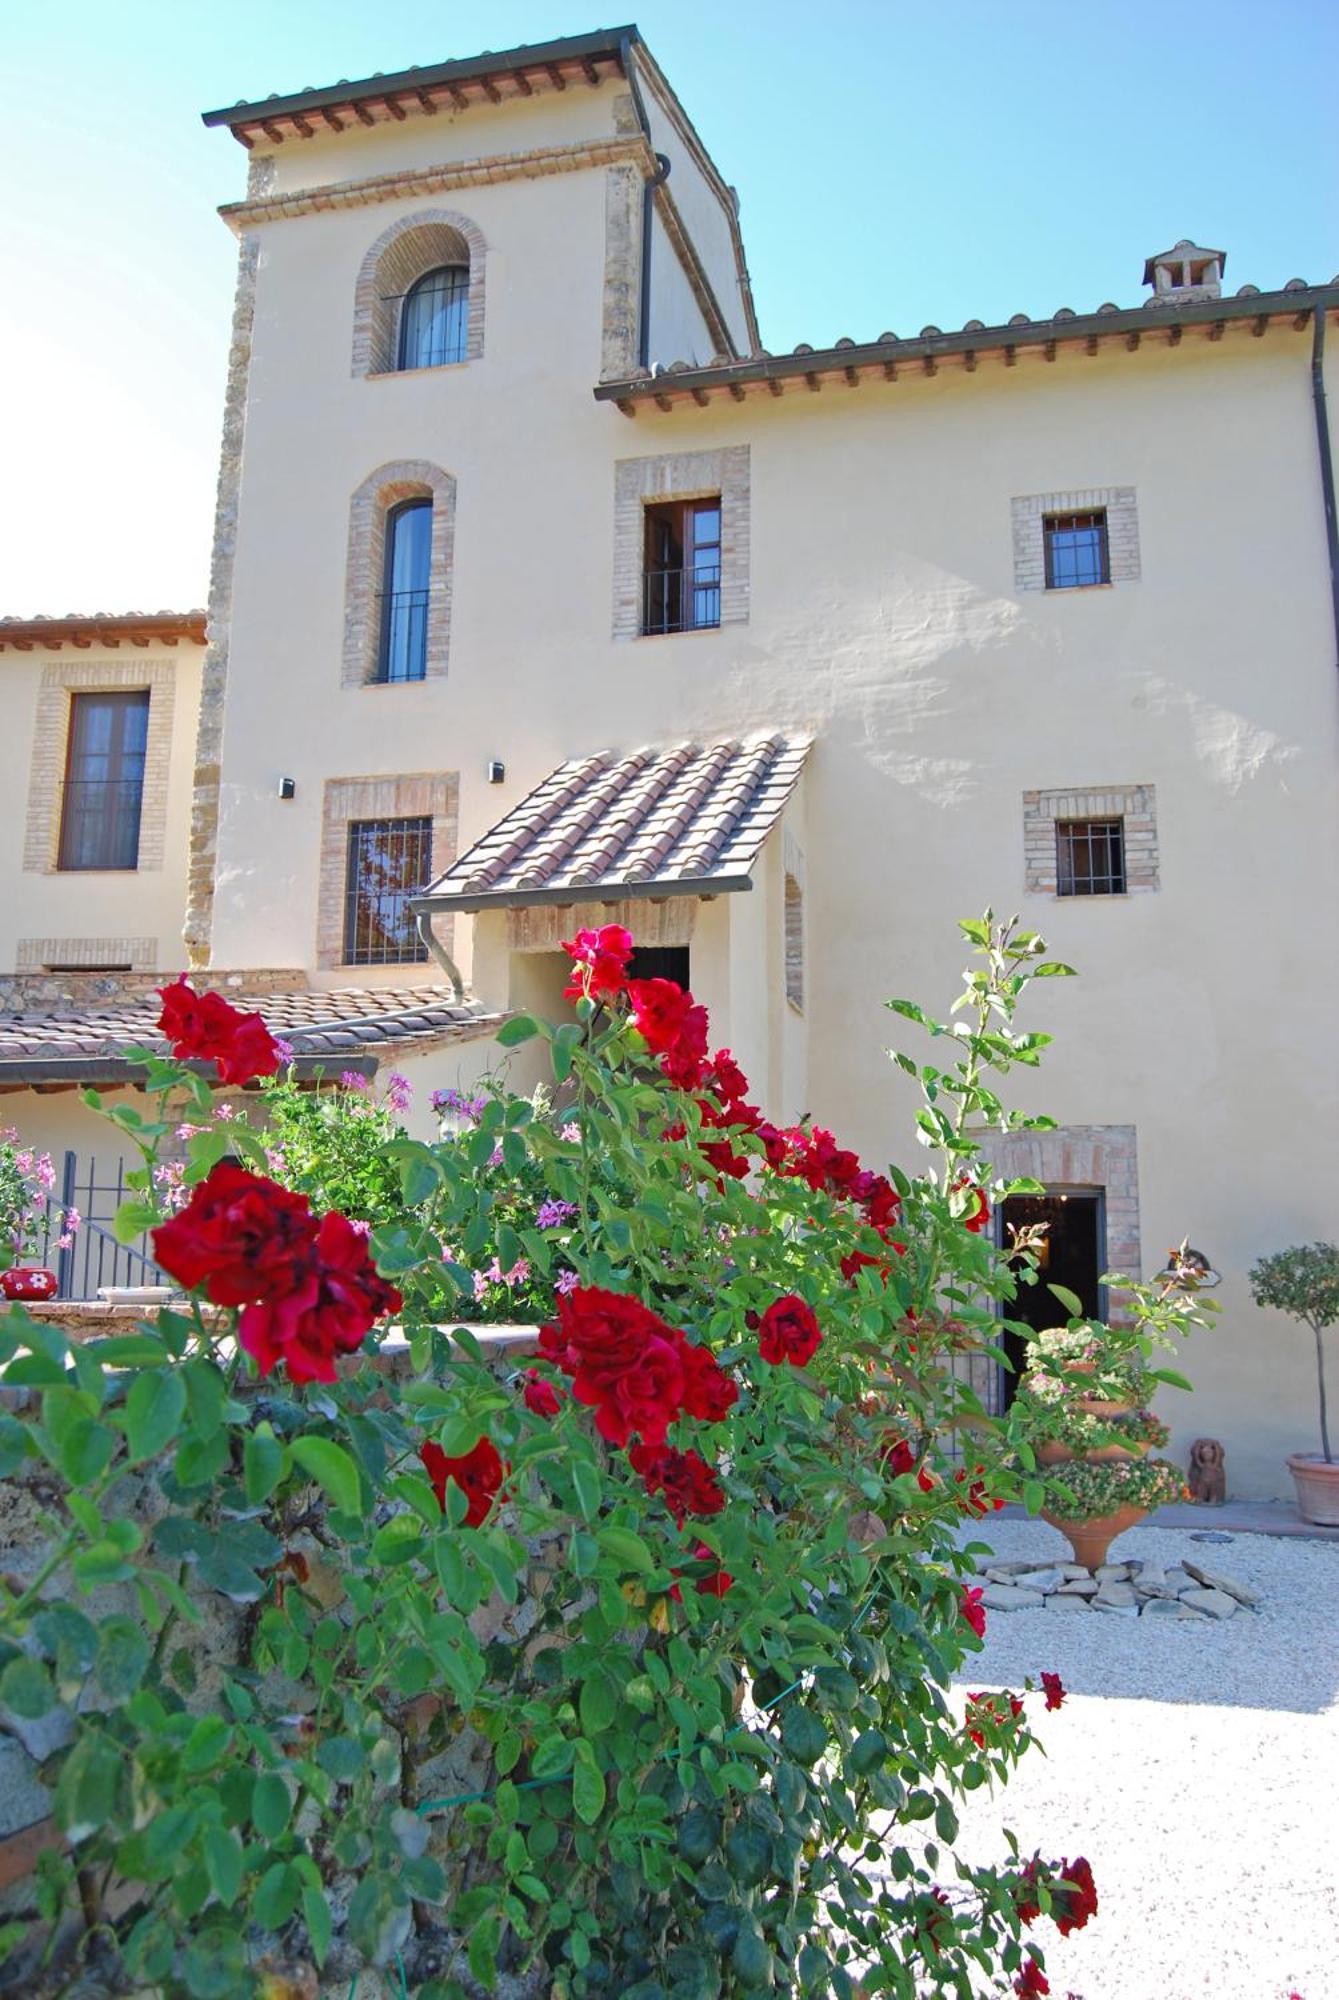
left=415, top=909, right=466, bottom=1003
left=619, top=31, right=671, bottom=370
left=1311, top=302, right=1339, bottom=677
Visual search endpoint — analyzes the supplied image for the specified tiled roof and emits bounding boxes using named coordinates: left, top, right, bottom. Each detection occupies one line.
left=418, top=733, right=811, bottom=912
left=0, top=984, right=498, bottom=1086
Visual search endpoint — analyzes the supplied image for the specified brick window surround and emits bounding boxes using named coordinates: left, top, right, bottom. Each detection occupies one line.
left=1011, top=487, right=1140, bottom=593
left=1024, top=785, right=1158, bottom=895
left=16, top=936, right=157, bottom=973
left=976, top=1124, right=1142, bottom=1312
left=351, top=209, right=486, bottom=378
left=317, top=773, right=457, bottom=969
left=23, top=660, right=175, bottom=874
left=613, top=447, right=750, bottom=642
left=342, top=461, right=456, bottom=689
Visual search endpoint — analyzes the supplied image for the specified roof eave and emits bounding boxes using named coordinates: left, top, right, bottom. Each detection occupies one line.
left=203, top=26, right=640, bottom=142
left=411, top=871, right=756, bottom=916
left=595, top=284, right=1339, bottom=409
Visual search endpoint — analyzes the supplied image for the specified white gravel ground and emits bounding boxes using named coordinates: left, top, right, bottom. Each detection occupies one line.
left=944, top=1519, right=1339, bottom=2000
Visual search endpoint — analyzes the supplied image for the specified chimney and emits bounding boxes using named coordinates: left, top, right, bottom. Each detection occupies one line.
left=1142, top=239, right=1225, bottom=304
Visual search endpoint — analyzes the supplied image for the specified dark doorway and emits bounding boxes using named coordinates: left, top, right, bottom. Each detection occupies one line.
left=998, top=1191, right=1105, bottom=1402
left=626, top=946, right=690, bottom=987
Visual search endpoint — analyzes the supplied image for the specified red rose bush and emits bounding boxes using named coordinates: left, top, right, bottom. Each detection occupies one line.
left=0, top=920, right=1121, bottom=1998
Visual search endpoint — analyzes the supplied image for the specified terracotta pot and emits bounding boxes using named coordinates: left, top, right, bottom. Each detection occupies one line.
left=1, top=1267, right=58, bottom=1302
left=1286, top=1453, right=1339, bottom=1527
left=1041, top=1502, right=1147, bottom=1571
left=1074, top=1395, right=1134, bottom=1419
left=1035, top=1440, right=1075, bottom=1465
left=1036, top=1438, right=1148, bottom=1467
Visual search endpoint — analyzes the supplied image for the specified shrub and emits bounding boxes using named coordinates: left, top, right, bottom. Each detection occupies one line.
left=0, top=917, right=1107, bottom=1998
left=1248, top=1242, right=1339, bottom=1463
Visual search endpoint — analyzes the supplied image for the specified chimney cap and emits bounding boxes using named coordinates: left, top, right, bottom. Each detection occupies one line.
left=1143, top=239, right=1226, bottom=288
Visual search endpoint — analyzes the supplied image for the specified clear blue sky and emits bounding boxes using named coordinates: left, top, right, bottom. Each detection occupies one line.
left=2, top=0, right=1334, bottom=613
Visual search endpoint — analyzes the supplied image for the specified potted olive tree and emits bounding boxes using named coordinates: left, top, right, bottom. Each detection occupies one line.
left=1248, top=1242, right=1339, bottom=1524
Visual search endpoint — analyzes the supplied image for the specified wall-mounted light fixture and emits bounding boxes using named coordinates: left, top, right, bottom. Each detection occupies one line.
left=487, top=760, right=505, bottom=785
left=278, top=776, right=296, bottom=801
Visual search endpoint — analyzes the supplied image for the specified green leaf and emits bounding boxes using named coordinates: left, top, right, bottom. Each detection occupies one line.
left=0, top=1414, right=30, bottom=1476
left=302, top=1885, right=333, bottom=1966
left=316, top=1735, right=364, bottom=1783
left=289, top=1436, right=361, bottom=1516
left=124, top=1369, right=187, bottom=1464
left=55, top=1731, right=122, bottom=1839
left=112, top=1200, right=159, bottom=1245
left=1046, top=1284, right=1084, bottom=1318
left=243, top=1424, right=286, bottom=1507
left=596, top=1526, right=654, bottom=1575
left=202, top=1826, right=243, bottom=1908
left=58, top=1417, right=117, bottom=1487
left=181, top=1715, right=231, bottom=1775
left=34, top=1605, right=99, bottom=1684
left=0, top=1655, right=56, bottom=1720
left=253, top=1861, right=301, bottom=1930
left=1149, top=1367, right=1193, bottom=1392
left=578, top=1672, right=616, bottom=1736
left=96, top=1616, right=151, bottom=1701
left=496, top=1013, right=540, bottom=1047
left=571, top=1743, right=605, bottom=1826
left=1033, top=961, right=1077, bottom=977
left=251, top=1771, right=291, bottom=1841
left=571, top=1459, right=601, bottom=1523
left=529, top=1735, right=574, bottom=1780
left=935, top=1796, right=959, bottom=1842
left=1023, top=1480, right=1045, bottom=1515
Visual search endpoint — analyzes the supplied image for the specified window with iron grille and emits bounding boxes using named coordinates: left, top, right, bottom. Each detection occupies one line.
left=642, top=498, right=722, bottom=635
left=58, top=691, right=150, bottom=870
left=344, top=817, right=432, bottom=964
left=398, top=264, right=469, bottom=370
left=1044, top=510, right=1110, bottom=590
left=378, top=499, right=431, bottom=683
left=1056, top=818, right=1126, bottom=897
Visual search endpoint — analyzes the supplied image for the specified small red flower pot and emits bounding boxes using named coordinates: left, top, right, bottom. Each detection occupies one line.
left=1, top=1267, right=59, bottom=1302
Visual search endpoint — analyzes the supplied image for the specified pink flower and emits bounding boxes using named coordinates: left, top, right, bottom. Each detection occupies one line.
left=554, top=1269, right=579, bottom=1296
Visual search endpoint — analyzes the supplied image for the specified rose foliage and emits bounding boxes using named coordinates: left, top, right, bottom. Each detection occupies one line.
left=0, top=920, right=1130, bottom=1997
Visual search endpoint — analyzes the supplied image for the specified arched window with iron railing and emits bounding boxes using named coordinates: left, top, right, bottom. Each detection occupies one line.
left=378, top=499, right=432, bottom=683
left=398, top=264, right=469, bottom=371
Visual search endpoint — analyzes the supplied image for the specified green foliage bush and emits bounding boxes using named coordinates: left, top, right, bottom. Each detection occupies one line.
left=0, top=917, right=1127, bottom=1997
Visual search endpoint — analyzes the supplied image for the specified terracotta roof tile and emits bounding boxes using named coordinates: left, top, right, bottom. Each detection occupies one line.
left=419, top=733, right=811, bottom=911
left=0, top=984, right=499, bottom=1083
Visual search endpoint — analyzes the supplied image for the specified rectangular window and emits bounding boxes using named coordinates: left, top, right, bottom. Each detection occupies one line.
left=343, top=816, right=432, bottom=964
left=1056, top=818, right=1126, bottom=896
left=378, top=499, right=431, bottom=683
left=642, top=498, right=722, bottom=635
left=784, top=873, right=804, bottom=1013
left=1044, top=510, right=1110, bottom=590
left=58, top=690, right=150, bottom=870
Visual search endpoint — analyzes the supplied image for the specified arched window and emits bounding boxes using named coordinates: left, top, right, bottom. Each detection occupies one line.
left=378, top=499, right=432, bottom=683
left=398, top=265, right=469, bottom=371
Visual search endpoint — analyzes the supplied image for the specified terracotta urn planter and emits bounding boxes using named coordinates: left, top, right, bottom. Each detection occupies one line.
left=1041, top=1502, right=1147, bottom=1571
left=1286, top=1454, right=1339, bottom=1527
left=1, top=1267, right=58, bottom=1302
left=1035, top=1438, right=1148, bottom=1467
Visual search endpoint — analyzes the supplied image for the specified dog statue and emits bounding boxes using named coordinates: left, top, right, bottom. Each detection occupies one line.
left=1187, top=1436, right=1226, bottom=1506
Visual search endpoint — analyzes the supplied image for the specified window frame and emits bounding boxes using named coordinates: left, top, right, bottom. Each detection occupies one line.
left=57, top=689, right=151, bottom=872
left=642, top=497, right=723, bottom=636
left=377, top=498, right=432, bottom=684
left=343, top=815, right=434, bottom=966
left=1055, top=817, right=1127, bottom=898
left=396, top=262, right=470, bottom=372
left=1043, top=510, right=1111, bottom=591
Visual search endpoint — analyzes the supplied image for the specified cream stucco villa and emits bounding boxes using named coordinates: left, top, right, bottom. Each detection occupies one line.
left=1, top=26, right=1337, bottom=1499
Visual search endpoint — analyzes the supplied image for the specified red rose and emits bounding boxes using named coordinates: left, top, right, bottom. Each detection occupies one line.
left=705, top=1049, right=749, bottom=1105
left=420, top=1436, right=509, bottom=1528
left=238, top=1210, right=401, bottom=1385
left=960, top=1585, right=987, bottom=1639
left=964, top=1690, right=1024, bottom=1748
left=522, top=1369, right=565, bottom=1418
left=954, top=1465, right=1003, bottom=1517
left=689, top=1541, right=734, bottom=1597
left=678, top=1342, right=738, bottom=1422
left=1014, top=1954, right=1050, bottom=1997
left=561, top=924, right=633, bottom=1002
left=841, top=1247, right=888, bottom=1285
left=1053, top=1857, right=1097, bottom=1936
left=629, top=1442, right=725, bottom=1525
left=152, top=1162, right=317, bottom=1305
left=855, top=1173, right=902, bottom=1229
left=627, top=978, right=709, bottom=1065
left=539, top=1285, right=685, bottom=1446
left=156, top=975, right=282, bottom=1087
left=1041, top=1671, right=1066, bottom=1712
left=757, top=1294, right=822, bottom=1368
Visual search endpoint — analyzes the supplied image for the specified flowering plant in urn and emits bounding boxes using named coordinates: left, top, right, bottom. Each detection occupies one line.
left=0, top=922, right=1106, bottom=1998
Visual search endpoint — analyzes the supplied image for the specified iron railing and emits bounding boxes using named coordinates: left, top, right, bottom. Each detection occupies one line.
left=21, top=1152, right=166, bottom=1300
left=57, top=778, right=144, bottom=871
left=641, top=564, right=722, bottom=637
left=1057, top=818, right=1126, bottom=897
left=344, top=817, right=432, bottom=966
left=377, top=589, right=430, bottom=683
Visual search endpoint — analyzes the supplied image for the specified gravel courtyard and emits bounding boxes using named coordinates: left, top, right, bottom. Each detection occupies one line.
left=945, top=1520, right=1339, bottom=2000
